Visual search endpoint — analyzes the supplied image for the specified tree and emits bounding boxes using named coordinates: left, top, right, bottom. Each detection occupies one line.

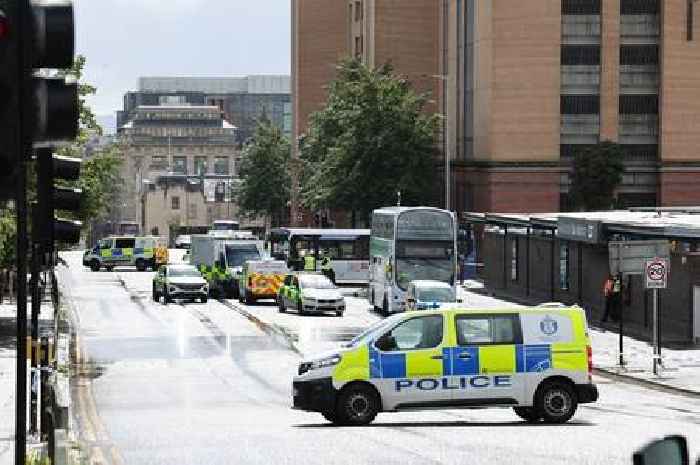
left=300, top=59, right=440, bottom=226
left=236, top=119, right=291, bottom=226
left=570, top=141, right=625, bottom=211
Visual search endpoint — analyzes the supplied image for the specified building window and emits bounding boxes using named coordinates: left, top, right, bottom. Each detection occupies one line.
left=620, top=45, right=659, bottom=65
left=194, top=156, right=207, bottom=176
left=561, top=45, right=601, bottom=66
left=354, top=36, right=363, bottom=58
left=620, top=0, right=659, bottom=14
left=560, top=243, right=569, bottom=291
left=562, top=0, right=601, bottom=15
left=173, top=156, right=187, bottom=174
left=171, top=197, right=180, bottom=210
left=214, top=157, right=228, bottom=175
left=511, top=238, right=518, bottom=281
left=619, top=94, right=658, bottom=114
left=150, top=156, right=167, bottom=170
left=561, top=95, right=600, bottom=114
left=355, top=1, right=362, bottom=21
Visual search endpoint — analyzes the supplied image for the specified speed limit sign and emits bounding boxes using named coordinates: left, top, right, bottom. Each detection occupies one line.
left=645, top=258, right=668, bottom=289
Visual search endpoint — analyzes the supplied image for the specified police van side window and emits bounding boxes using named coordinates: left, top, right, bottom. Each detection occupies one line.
left=377, top=315, right=443, bottom=351
left=115, top=238, right=135, bottom=249
left=456, top=314, right=522, bottom=346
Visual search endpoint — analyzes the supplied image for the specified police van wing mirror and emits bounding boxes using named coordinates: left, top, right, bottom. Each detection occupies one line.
left=376, top=334, right=396, bottom=352
left=633, top=436, right=689, bottom=465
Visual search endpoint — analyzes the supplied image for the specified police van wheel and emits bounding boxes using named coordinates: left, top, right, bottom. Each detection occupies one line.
left=135, top=259, right=146, bottom=272
left=513, top=407, right=541, bottom=423
left=535, top=381, right=577, bottom=424
left=90, top=260, right=100, bottom=272
left=335, top=384, right=379, bottom=426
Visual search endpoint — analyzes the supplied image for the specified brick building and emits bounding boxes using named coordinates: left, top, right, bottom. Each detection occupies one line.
left=445, top=0, right=700, bottom=213
left=291, top=0, right=443, bottom=224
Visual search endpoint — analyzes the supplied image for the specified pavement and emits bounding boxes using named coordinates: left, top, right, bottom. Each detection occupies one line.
left=460, top=280, right=700, bottom=397
left=0, top=290, right=56, bottom=465
left=51, top=250, right=700, bottom=465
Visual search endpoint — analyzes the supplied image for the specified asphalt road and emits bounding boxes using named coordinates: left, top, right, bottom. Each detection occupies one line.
left=57, top=251, right=700, bottom=465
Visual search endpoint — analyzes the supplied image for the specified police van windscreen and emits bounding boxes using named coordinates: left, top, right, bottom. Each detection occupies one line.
left=417, top=287, right=456, bottom=302
left=225, top=245, right=261, bottom=267
left=343, top=314, right=402, bottom=348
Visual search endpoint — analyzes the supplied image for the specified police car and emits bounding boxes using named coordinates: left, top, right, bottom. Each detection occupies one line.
left=292, top=305, right=598, bottom=425
left=405, top=280, right=461, bottom=311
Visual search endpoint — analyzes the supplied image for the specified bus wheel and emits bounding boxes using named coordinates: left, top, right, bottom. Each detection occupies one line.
left=135, top=259, right=146, bottom=272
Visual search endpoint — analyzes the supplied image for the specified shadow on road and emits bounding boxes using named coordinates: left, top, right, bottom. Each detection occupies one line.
left=295, top=420, right=596, bottom=428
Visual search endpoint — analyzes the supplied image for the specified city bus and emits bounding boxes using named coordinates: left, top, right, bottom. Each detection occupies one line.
left=368, top=207, right=457, bottom=314
left=269, top=228, right=370, bottom=284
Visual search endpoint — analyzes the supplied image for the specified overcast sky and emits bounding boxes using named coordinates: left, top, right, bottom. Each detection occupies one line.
left=75, top=0, right=291, bottom=123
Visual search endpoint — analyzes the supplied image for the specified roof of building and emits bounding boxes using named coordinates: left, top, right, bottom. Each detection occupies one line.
left=465, top=208, right=700, bottom=240
left=138, top=75, right=291, bottom=94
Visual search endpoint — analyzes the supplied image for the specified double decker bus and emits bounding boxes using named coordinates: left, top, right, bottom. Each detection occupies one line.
left=368, top=207, right=457, bottom=314
left=269, top=228, right=370, bottom=284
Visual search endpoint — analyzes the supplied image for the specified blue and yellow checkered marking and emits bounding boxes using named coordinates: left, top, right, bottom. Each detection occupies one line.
left=368, top=344, right=557, bottom=379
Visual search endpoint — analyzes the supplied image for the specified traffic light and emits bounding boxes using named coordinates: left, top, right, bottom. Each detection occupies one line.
left=0, top=1, right=21, bottom=200
left=0, top=0, right=77, bottom=193
left=35, top=148, right=82, bottom=247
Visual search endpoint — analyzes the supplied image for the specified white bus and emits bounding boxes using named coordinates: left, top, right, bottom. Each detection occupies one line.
left=269, top=228, right=370, bottom=284
left=368, top=207, right=457, bottom=314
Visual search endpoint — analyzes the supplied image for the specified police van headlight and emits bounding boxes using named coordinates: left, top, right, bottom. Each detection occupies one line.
left=309, top=354, right=341, bottom=371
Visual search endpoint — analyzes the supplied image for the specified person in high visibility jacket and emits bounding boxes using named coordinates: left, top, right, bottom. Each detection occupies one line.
left=320, top=253, right=335, bottom=284
left=303, top=251, right=316, bottom=271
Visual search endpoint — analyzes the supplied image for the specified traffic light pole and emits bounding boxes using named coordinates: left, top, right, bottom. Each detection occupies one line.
left=15, top=135, right=28, bottom=465
left=15, top=0, right=29, bottom=461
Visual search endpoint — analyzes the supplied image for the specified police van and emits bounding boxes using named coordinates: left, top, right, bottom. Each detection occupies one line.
left=83, top=236, right=168, bottom=272
left=293, top=305, right=598, bottom=425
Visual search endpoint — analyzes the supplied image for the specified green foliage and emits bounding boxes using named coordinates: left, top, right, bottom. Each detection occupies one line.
left=0, top=205, right=16, bottom=268
left=300, top=59, right=440, bottom=223
left=236, top=119, right=291, bottom=224
left=77, top=146, right=122, bottom=222
left=570, top=141, right=625, bottom=211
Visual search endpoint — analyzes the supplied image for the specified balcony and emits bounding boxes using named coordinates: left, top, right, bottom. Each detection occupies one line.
left=620, top=65, right=659, bottom=94
left=561, top=114, right=600, bottom=145
left=619, top=114, right=658, bottom=144
left=621, top=14, right=659, bottom=44
left=561, top=65, right=600, bottom=95
left=562, top=15, right=601, bottom=44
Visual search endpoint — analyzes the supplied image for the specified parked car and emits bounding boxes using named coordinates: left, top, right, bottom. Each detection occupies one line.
left=174, top=235, right=191, bottom=249
left=152, top=264, right=208, bottom=304
left=404, top=280, right=461, bottom=311
left=278, top=273, right=345, bottom=316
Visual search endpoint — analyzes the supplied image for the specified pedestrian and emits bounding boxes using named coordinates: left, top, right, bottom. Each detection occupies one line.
left=458, top=253, right=465, bottom=285
left=601, top=274, right=614, bottom=323
left=320, top=252, right=335, bottom=284
left=303, top=250, right=316, bottom=271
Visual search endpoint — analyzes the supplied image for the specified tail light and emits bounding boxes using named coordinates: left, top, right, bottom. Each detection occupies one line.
left=587, top=345, right=593, bottom=378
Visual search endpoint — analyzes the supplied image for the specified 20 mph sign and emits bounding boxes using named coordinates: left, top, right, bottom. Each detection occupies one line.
left=645, top=258, right=669, bottom=289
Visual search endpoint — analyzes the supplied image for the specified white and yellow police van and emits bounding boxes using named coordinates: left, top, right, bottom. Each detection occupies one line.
left=293, top=305, right=598, bottom=425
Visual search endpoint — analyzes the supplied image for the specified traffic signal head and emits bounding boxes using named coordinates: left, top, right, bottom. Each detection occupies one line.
left=35, top=150, right=82, bottom=246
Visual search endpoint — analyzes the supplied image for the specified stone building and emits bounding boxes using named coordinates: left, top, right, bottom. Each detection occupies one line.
left=117, top=76, right=291, bottom=147
left=117, top=105, right=241, bottom=238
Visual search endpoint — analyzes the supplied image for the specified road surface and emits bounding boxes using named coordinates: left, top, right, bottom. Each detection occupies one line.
left=57, top=251, right=700, bottom=465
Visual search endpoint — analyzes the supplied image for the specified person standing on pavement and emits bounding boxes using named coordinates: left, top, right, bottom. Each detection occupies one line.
left=601, top=274, right=614, bottom=323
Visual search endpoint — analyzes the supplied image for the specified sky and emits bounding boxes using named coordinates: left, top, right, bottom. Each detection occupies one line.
left=74, top=0, right=291, bottom=129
